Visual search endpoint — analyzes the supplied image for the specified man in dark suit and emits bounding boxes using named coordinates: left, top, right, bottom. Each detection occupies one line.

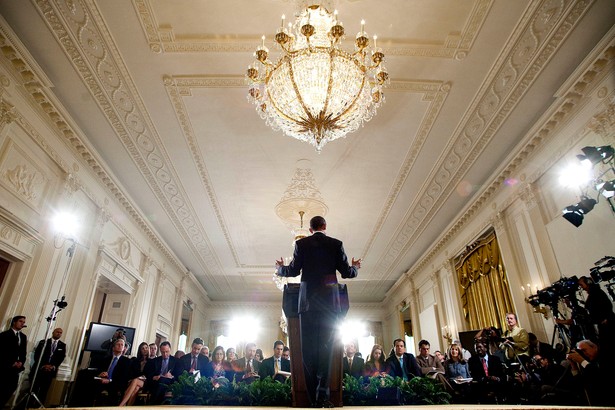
left=342, top=340, right=365, bottom=378
left=468, top=340, right=505, bottom=403
left=385, top=338, right=421, bottom=380
left=259, top=340, right=291, bottom=382
left=30, top=327, right=67, bottom=404
left=232, top=342, right=260, bottom=382
left=0, top=315, right=28, bottom=407
left=276, top=215, right=361, bottom=407
left=144, top=341, right=179, bottom=404
left=94, top=337, right=130, bottom=405
left=177, top=337, right=210, bottom=377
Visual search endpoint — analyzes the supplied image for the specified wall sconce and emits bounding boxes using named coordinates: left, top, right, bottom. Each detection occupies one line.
left=441, top=325, right=452, bottom=345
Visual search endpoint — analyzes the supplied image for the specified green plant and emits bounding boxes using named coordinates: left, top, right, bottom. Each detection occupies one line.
left=399, top=376, right=452, bottom=405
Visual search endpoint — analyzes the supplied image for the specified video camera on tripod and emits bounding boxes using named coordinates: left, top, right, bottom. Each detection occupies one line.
left=526, top=276, right=579, bottom=317
left=589, top=256, right=615, bottom=301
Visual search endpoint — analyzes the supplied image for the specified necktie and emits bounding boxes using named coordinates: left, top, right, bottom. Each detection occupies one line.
left=348, top=357, right=353, bottom=370
left=161, top=358, right=168, bottom=375
left=16, top=331, right=21, bottom=346
left=481, top=358, right=489, bottom=377
left=400, top=357, right=408, bottom=380
left=108, top=356, right=118, bottom=379
left=51, top=340, right=57, bottom=355
left=275, top=359, right=279, bottom=373
left=246, top=359, right=252, bottom=374
left=190, top=356, right=197, bottom=372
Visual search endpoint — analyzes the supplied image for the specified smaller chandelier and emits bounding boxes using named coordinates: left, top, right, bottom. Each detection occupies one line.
left=246, top=4, right=389, bottom=152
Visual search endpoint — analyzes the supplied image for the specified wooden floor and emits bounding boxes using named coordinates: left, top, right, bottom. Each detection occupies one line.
left=55, top=406, right=614, bottom=410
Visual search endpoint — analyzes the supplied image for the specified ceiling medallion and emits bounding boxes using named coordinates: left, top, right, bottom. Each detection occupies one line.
left=246, top=4, right=389, bottom=152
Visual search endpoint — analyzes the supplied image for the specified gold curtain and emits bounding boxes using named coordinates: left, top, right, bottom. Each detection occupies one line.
left=455, top=228, right=514, bottom=331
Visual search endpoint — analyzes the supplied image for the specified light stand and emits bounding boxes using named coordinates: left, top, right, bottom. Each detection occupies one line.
left=16, top=240, right=75, bottom=409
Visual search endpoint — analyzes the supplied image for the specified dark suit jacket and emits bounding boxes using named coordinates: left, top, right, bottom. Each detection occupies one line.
left=0, top=329, right=27, bottom=372
left=232, top=357, right=260, bottom=380
left=99, top=355, right=131, bottom=393
left=278, top=231, right=358, bottom=313
left=176, top=353, right=210, bottom=376
left=144, top=355, right=180, bottom=385
left=343, top=355, right=365, bottom=378
left=259, top=356, right=290, bottom=379
left=385, top=353, right=421, bottom=379
left=33, top=338, right=66, bottom=375
left=467, top=354, right=504, bottom=382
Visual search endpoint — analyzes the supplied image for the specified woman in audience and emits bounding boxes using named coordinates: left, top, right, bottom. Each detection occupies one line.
left=255, top=348, right=264, bottom=363
left=445, top=343, right=472, bottom=401
left=119, top=342, right=150, bottom=406
left=364, top=344, right=387, bottom=377
left=207, top=345, right=234, bottom=383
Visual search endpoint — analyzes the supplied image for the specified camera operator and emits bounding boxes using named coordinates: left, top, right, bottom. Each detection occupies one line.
left=566, top=339, right=611, bottom=406
left=578, top=276, right=615, bottom=347
left=500, top=313, right=529, bottom=363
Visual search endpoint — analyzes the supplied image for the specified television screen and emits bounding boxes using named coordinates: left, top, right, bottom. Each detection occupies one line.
left=84, top=322, right=136, bottom=355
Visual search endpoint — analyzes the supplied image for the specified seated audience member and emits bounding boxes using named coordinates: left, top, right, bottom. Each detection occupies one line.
left=364, top=344, right=387, bottom=377
left=177, top=337, right=210, bottom=376
left=434, top=350, right=446, bottom=364
left=95, top=338, right=130, bottom=405
left=255, top=348, right=264, bottom=363
left=148, top=343, right=158, bottom=359
left=119, top=342, right=150, bottom=406
left=445, top=343, right=472, bottom=401
left=144, top=341, right=179, bottom=404
left=500, top=313, right=529, bottom=362
left=385, top=339, right=421, bottom=380
left=475, top=327, right=507, bottom=363
left=468, top=340, right=505, bottom=403
left=174, top=350, right=185, bottom=359
left=452, top=339, right=472, bottom=361
left=528, top=333, right=555, bottom=361
left=342, top=340, right=365, bottom=379
left=566, top=339, right=611, bottom=406
left=232, top=342, right=260, bottom=382
left=282, top=346, right=290, bottom=361
left=530, top=354, right=574, bottom=405
left=416, top=339, right=451, bottom=392
left=259, top=340, right=290, bottom=382
left=200, top=345, right=210, bottom=359
left=206, top=346, right=235, bottom=383
left=226, top=347, right=237, bottom=362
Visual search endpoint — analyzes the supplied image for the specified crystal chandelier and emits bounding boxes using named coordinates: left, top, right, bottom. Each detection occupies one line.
left=273, top=211, right=308, bottom=291
left=246, top=4, right=389, bottom=152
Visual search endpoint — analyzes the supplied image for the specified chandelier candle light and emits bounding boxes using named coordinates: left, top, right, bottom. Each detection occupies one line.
left=246, top=4, right=389, bottom=152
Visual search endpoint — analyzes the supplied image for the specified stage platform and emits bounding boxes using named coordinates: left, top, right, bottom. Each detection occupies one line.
left=54, top=406, right=614, bottom=410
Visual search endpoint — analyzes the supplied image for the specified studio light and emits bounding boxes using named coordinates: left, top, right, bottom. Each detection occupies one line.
left=576, top=145, right=615, bottom=166
left=577, top=196, right=597, bottom=213
left=596, top=180, right=615, bottom=198
left=562, top=205, right=584, bottom=227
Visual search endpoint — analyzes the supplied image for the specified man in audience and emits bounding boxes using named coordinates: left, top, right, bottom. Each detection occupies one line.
left=31, top=327, right=67, bottom=405
left=94, top=338, right=130, bottom=405
left=144, top=341, right=179, bottom=404
left=177, top=337, right=210, bottom=376
left=501, top=313, right=529, bottom=362
left=342, top=340, right=365, bottom=378
left=416, top=339, right=451, bottom=392
left=148, top=342, right=158, bottom=359
left=528, top=333, right=555, bottom=361
left=259, top=340, right=290, bottom=381
left=226, top=347, right=237, bottom=362
left=0, top=315, right=27, bottom=407
left=200, top=345, right=210, bottom=359
left=385, top=339, right=421, bottom=380
left=566, top=339, right=610, bottom=406
left=282, top=346, right=290, bottom=361
left=232, top=342, right=260, bottom=382
left=468, top=340, right=504, bottom=403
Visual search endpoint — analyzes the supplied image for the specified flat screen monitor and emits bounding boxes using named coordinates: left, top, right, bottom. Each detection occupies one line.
left=84, top=322, right=136, bottom=356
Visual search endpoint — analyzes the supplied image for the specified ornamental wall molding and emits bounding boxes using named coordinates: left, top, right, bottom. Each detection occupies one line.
left=0, top=7, right=187, bottom=278
left=133, top=0, right=491, bottom=58
left=380, top=0, right=595, bottom=298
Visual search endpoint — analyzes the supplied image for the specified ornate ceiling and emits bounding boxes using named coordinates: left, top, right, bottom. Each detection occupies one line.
left=1, top=0, right=613, bottom=305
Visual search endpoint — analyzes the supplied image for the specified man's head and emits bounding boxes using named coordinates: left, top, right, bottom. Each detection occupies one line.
left=200, top=346, right=210, bottom=357
left=282, top=346, right=290, bottom=360
left=112, top=338, right=125, bottom=356
left=11, top=316, right=26, bottom=330
left=52, top=328, right=63, bottom=340
left=505, top=313, right=518, bottom=329
left=309, top=216, right=326, bottom=232
left=576, top=339, right=599, bottom=362
left=190, top=338, right=204, bottom=356
left=159, top=341, right=171, bottom=359
left=533, top=354, right=549, bottom=368
left=474, top=341, right=488, bottom=358
left=113, top=328, right=125, bottom=339
left=418, top=340, right=430, bottom=357
left=226, top=347, right=236, bottom=361
left=578, top=276, right=591, bottom=292
left=244, top=342, right=257, bottom=360
left=149, top=343, right=158, bottom=357
left=273, top=340, right=284, bottom=359
left=393, top=339, right=406, bottom=356
left=528, top=332, right=538, bottom=346
left=344, top=341, right=357, bottom=358
left=434, top=350, right=445, bottom=362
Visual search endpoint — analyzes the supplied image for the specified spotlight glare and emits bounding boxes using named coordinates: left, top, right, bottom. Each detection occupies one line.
left=558, top=162, right=592, bottom=188
left=52, top=211, right=79, bottom=239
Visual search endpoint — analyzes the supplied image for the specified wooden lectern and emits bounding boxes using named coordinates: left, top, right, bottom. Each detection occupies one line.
left=283, top=283, right=348, bottom=408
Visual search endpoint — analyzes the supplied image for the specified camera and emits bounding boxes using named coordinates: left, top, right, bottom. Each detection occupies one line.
left=589, top=256, right=615, bottom=283
left=527, top=276, right=578, bottom=309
